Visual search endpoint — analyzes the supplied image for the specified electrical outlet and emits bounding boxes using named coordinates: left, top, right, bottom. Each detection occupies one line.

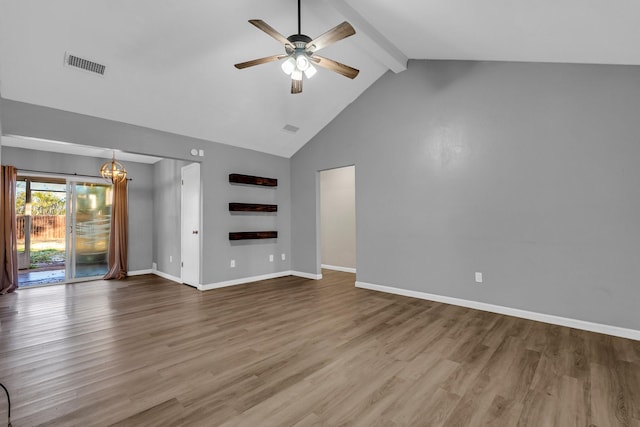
left=269, top=254, right=274, bottom=262
left=169, top=255, right=172, bottom=263
left=281, top=253, right=286, bottom=261
left=230, top=260, right=236, bottom=268
left=475, top=272, right=483, bottom=283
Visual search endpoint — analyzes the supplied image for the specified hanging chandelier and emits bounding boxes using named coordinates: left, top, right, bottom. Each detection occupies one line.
left=100, top=152, right=127, bottom=184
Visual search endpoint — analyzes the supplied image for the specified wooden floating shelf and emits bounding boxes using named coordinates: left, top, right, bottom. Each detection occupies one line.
left=229, top=231, right=278, bottom=240
left=229, top=173, right=277, bottom=187
left=229, top=203, right=277, bottom=212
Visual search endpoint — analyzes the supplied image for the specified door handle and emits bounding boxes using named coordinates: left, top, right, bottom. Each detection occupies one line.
left=192, top=230, right=199, bottom=234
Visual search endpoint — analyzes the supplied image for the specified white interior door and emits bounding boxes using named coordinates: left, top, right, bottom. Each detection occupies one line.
left=181, top=163, right=201, bottom=286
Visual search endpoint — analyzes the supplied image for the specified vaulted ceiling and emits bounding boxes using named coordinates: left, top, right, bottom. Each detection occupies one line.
left=2, top=1, right=639, bottom=158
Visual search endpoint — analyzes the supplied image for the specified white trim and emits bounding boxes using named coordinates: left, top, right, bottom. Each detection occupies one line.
left=291, top=271, right=323, bottom=280
left=129, top=269, right=152, bottom=276
left=199, top=270, right=323, bottom=291
left=201, top=271, right=292, bottom=291
left=152, top=268, right=182, bottom=284
left=355, top=281, right=640, bottom=341
left=321, top=264, right=356, bottom=274
left=326, top=0, right=408, bottom=73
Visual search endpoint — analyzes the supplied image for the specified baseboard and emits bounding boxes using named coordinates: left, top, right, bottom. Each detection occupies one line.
left=355, top=281, right=640, bottom=341
left=291, top=271, right=323, bottom=280
left=201, top=271, right=294, bottom=291
left=321, top=264, right=356, bottom=274
left=199, top=270, right=323, bottom=291
left=128, top=269, right=153, bottom=276
left=152, top=268, right=182, bottom=284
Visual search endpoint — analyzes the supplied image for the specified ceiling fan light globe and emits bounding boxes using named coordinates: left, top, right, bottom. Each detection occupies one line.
left=291, top=69, right=303, bottom=81
left=304, top=64, right=317, bottom=79
left=295, top=54, right=310, bottom=71
left=281, top=57, right=296, bottom=75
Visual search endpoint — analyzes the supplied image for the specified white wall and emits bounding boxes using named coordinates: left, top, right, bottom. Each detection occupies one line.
left=320, top=166, right=356, bottom=270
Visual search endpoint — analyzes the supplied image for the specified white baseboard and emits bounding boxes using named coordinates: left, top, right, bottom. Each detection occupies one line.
left=201, top=271, right=292, bottom=291
left=200, top=270, right=322, bottom=291
left=129, top=269, right=153, bottom=276
left=152, top=268, right=182, bottom=284
left=355, top=281, right=640, bottom=341
left=291, top=271, right=323, bottom=280
left=321, top=264, right=356, bottom=274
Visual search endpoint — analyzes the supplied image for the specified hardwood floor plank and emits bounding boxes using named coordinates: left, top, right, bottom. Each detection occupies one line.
left=591, top=362, right=630, bottom=427
left=0, top=271, right=638, bottom=426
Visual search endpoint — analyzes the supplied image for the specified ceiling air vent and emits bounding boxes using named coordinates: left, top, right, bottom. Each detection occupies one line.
left=64, top=52, right=106, bottom=76
left=282, top=124, right=300, bottom=134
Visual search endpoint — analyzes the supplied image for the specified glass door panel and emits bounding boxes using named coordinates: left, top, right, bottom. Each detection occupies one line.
left=68, top=182, right=112, bottom=280
left=16, top=178, right=67, bottom=287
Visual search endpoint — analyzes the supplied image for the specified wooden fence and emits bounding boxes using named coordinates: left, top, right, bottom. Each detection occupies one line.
left=17, top=215, right=66, bottom=240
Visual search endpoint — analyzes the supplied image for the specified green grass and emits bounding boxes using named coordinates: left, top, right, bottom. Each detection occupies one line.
left=29, top=248, right=65, bottom=264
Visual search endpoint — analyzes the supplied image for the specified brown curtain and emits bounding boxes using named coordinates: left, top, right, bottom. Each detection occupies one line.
left=104, top=179, right=128, bottom=280
left=1, top=165, right=18, bottom=294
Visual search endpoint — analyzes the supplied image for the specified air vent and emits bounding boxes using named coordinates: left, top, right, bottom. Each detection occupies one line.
left=64, top=52, right=106, bottom=76
left=282, top=124, right=299, bottom=134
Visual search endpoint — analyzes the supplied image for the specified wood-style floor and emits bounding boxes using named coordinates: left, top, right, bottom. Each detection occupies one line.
left=0, top=270, right=639, bottom=426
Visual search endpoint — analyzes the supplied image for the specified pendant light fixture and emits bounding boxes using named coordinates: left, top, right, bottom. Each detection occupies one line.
left=100, top=151, right=127, bottom=184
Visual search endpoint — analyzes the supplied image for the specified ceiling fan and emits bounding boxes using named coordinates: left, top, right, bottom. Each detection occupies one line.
left=234, top=0, right=360, bottom=94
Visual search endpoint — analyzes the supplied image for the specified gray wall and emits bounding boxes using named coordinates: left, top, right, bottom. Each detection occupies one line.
left=292, top=60, right=640, bottom=330
left=1, top=99, right=292, bottom=285
left=0, top=146, right=154, bottom=272
left=320, top=166, right=356, bottom=269
left=208, top=142, right=291, bottom=282
left=152, top=158, right=190, bottom=278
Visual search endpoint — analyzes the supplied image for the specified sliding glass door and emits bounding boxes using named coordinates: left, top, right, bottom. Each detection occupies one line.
left=16, top=175, right=113, bottom=287
left=66, top=181, right=112, bottom=281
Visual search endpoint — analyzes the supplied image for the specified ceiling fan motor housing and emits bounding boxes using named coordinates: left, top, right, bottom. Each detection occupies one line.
left=286, top=34, right=313, bottom=55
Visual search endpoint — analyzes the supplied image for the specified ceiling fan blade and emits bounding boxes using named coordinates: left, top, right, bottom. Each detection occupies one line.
left=249, top=19, right=294, bottom=49
left=311, top=55, right=359, bottom=79
left=235, top=54, right=286, bottom=69
left=305, top=21, right=355, bottom=53
left=291, top=79, right=302, bottom=94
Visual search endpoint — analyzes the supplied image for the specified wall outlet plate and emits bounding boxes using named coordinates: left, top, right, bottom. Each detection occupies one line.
left=475, top=272, right=483, bottom=283
left=281, top=253, right=286, bottom=261
left=230, top=260, right=236, bottom=268
left=269, top=254, right=274, bottom=262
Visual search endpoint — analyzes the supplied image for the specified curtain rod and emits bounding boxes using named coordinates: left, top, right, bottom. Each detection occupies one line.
left=17, top=168, right=133, bottom=181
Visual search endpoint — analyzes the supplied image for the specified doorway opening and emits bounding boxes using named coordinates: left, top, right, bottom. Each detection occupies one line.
left=319, top=165, right=356, bottom=276
left=16, top=175, right=113, bottom=287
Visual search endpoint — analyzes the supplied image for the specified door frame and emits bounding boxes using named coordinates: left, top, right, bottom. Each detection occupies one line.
left=317, top=164, right=358, bottom=278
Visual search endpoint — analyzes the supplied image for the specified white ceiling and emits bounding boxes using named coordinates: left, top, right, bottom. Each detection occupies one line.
left=1, top=1, right=639, bottom=158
